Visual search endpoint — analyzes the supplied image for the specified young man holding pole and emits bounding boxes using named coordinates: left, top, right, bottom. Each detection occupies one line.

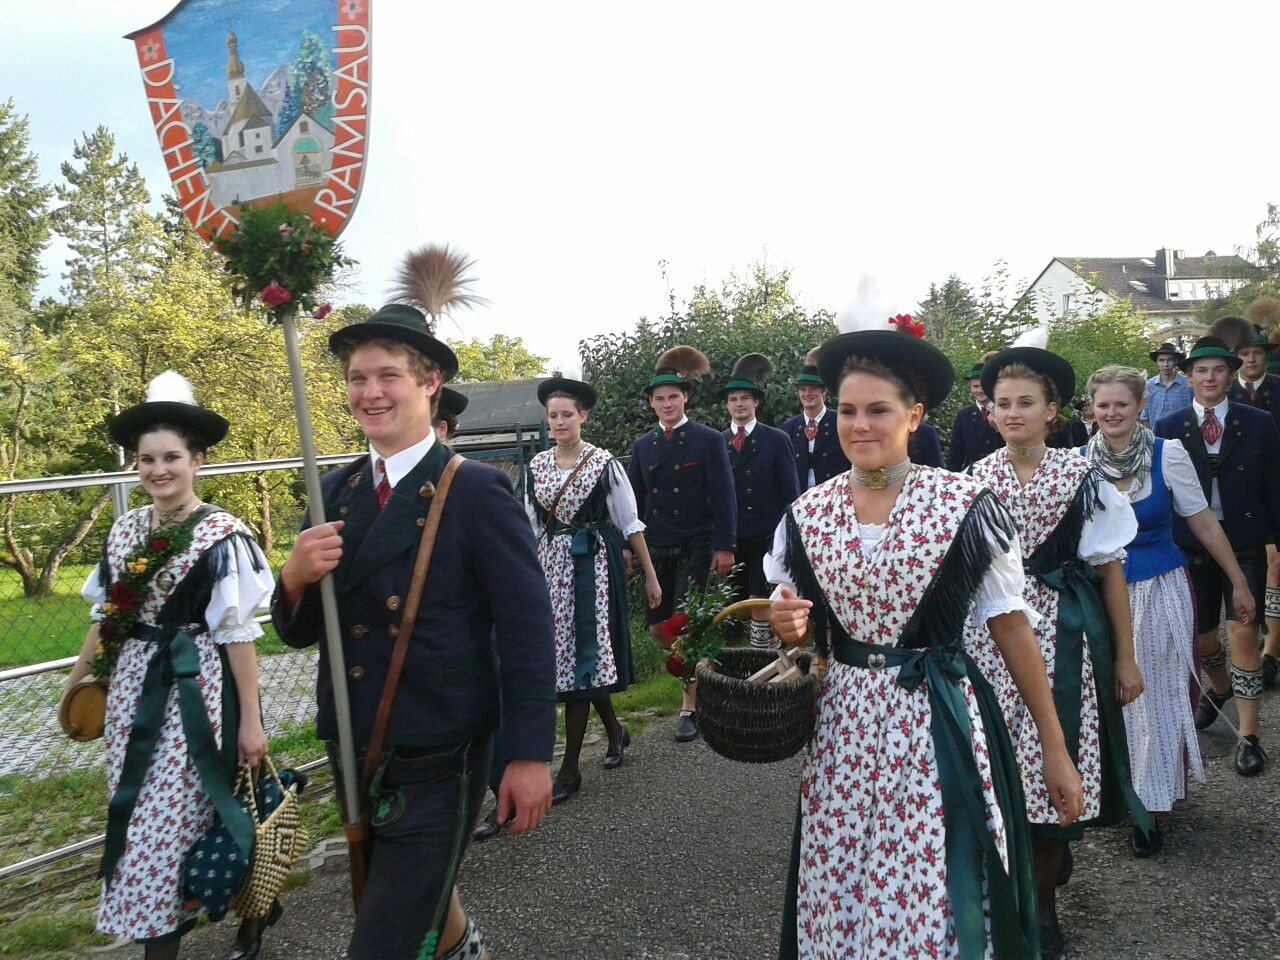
left=273, top=302, right=555, bottom=959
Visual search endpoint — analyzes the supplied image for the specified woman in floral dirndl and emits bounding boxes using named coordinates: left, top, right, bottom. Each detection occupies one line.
left=58, top=372, right=275, bottom=960
left=525, top=378, right=662, bottom=804
left=965, top=339, right=1148, bottom=959
left=1081, top=365, right=1254, bottom=856
left=769, top=319, right=1083, bottom=960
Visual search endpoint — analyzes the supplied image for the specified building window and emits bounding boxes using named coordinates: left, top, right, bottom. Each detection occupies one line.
left=1062, top=293, right=1072, bottom=314
left=255, top=145, right=264, bottom=154
left=300, top=121, right=309, bottom=133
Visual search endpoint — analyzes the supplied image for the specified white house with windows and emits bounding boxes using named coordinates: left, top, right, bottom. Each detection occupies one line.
left=1014, top=248, right=1251, bottom=346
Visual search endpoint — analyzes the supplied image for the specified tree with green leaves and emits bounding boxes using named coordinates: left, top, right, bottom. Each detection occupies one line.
left=0, top=99, right=53, bottom=308
left=291, top=31, right=333, bottom=119
left=580, top=264, right=837, bottom=454
left=1194, top=203, right=1280, bottom=322
left=190, top=121, right=218, bottom=168
left=448, top=333, right=548, bottom=382
left=51, top=125, right=160, bottom=302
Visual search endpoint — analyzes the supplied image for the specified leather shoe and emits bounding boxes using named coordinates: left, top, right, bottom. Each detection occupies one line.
left=229, top=900, right=283, bottom=960
left=1129, top=824, right=1163, bottom=858
left=1236, top=735, right=1266, bottom=777
left=1038, top=919, right=1065, bottom=959
left=603, top=727, right=630, bottom=769
left=472, top=810, right=502, bottom=842
left=1264, top=654, right=1278, bottom=688
left=674, top=711, right=699, bottom=743
left=1193, top=688, right=1230, bottom=730
left=551, top=772, right=582, bottom=805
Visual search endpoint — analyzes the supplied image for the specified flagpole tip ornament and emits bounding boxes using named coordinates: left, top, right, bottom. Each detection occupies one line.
left=109, top=371, right=229, bottom=451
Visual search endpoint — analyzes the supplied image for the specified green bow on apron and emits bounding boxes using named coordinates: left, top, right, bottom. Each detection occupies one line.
left=1031, top=557, right=1155, bottom=841
left=100, top=625, right=253, bottom=888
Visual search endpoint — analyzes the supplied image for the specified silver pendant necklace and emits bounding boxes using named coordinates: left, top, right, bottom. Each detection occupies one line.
left=1005, top=443, right=1047, bottom=460
left=850, top=459, right=911, bottom=490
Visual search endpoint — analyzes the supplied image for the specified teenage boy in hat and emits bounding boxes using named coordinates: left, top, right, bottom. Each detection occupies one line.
left=628, top=345, right=735, bottom=742
left=945, top=356, right=1003, bottom=472
left=1139, top=342, right=1192, bottom=424
left=273, top=300, right=555, bottom=959
left=783, top=348, right=848, bottom=489
left=434, top=386, right=469, bottom=442
left=720, top=354, right=800, bottom=648
left=1154, top=335, right=1280, bottom=777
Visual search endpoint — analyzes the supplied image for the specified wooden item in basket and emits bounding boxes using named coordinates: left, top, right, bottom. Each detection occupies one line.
left=58, top=678, right=107, bottom=742
left=695, top=599, right=820, bottom=764
left=232, top=757, right=309, bottom=920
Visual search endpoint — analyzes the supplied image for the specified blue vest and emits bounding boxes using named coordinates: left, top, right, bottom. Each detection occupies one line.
left=1082, top=439, right=1186, bottom=584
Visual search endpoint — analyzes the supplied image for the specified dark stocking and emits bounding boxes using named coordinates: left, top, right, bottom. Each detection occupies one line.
left=559, top=700, right=590, bottom=780
left=143, top=939, right=181, bottom=960
left=236, top=915, right=267, bottom=951
left=1033, top=839, right=1064, bottom=927
left=592, top=695, right=623, bottom=743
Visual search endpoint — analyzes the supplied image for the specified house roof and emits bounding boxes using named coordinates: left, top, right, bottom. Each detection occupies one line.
left=450, top=378, right=550, bottom=435
left=1034, top=252, right=1252, bottom=315
left=224, top=84, right=272, bottom=132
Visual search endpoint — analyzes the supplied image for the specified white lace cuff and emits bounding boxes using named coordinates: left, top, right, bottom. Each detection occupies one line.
left=213, top=619, right=263, bottom=646
left=971, top=597, right=1042, bottom=631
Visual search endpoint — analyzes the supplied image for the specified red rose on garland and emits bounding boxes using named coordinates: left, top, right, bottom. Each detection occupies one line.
left=148, top=537, right=170, bottom=552
left=261, top=283, right=293, bottom=307
left=97, top=620, right=118, bottom=641
left=109, top=581, right=140, bottom=610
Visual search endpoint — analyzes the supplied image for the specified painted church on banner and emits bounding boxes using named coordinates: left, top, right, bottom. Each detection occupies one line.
left=195, top=30, right=336, bottom=210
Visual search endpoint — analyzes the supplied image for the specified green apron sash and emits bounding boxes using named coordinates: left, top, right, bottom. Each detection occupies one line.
left=1033, top=558, right=1155, bottom=840
left=100, top=626, right=253, bottom=887
left=547, top=517, right=607, bottom=689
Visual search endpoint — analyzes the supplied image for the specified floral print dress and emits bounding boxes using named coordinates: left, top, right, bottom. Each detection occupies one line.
left=765, top=466, right=1041, bottom=960
left=81, top=506, right=273, bottom=940
left=965, top=448, right=1136, bottom=829
left=527, top=445, right=644, bottom=699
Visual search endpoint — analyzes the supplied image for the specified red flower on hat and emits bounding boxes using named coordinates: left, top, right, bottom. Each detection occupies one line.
left=261, top=283, right=292, bottom=307
left=109, top=581, right=140, bottom=611
left=889, top=314, right=925, bottom=339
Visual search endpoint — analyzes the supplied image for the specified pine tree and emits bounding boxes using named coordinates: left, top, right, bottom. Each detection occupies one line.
left=275, top=82, right=303, bottom=139
left=291, top=30, right=333, bottom=118
left=0, top=99, right=53, bottom=307
left=190, top=121, right=219, bottom=168
left=51, top=125, right=160, bottom=302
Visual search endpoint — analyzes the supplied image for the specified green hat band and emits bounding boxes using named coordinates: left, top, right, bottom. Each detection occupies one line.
left=795, top=372, right=824, bottom=386
left=723, top=378, right=762, bottom=392
left=647, top=373, right=689, bottom=390
left=966, top=365, right=984, bottom=379
left=1187, top=346, right=1237, bottom=362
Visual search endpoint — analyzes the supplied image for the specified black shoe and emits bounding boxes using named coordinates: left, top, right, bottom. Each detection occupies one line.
left=1129, top=824, right=1163, bottom=858
left=1193, top=688, right=1230, bottom=730
left=551, top=772, right=582, bottom=805
left=1236, top=735, right=1266, bottom=777
left=674, top=711, right=699, bottom=743
left=230, top=900, right=283, bottom=960
left=1039, top=920, right=1064, bottom=960
left=472, top=810, right=502, bottom=842
left=603, top=727, right=630, bottom=769
left=1055, top=843, right=1073, bottom=886
left=1264, top=654, right=1279, bottom=688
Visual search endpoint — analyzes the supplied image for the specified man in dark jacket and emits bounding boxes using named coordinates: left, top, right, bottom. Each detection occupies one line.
left=782, top=348, right=848, bottom=488
left=628, top=345, right=735, bottom=741
left=720, top=354, right=801, bottom=648
left=946, top=358, right=1003, bottom=471
left=1155, top=335, right=1280, bottom=777
left=273, top=303, right=555, bottom=959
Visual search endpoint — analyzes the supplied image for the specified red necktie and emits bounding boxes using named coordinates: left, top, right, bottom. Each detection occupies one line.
left=804, top=418, right=818, bottom=441
left=663, top=426, right=673, bottom=441
left=731, top=426, right=746, bottom=452
left=980, top=405, right=992, bottom=427
left=375, top=458, right=392, bottom=509
left=1201, top=408, right=1223, bottom=446
left=1247, top=382, right=1257, bottom=403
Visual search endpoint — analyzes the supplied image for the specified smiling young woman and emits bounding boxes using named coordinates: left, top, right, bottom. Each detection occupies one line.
left=766, top=319, right=1081, bottom=960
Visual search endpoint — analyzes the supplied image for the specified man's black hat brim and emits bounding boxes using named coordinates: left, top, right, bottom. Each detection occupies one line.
left=980, top=347, right=1076, bottom=410
left=109, top=401, right=229, bottom=451
left=328, top=304, right=460, bottom=381
left=816, top=331, right=954, bottom=410
left=538, top=377, right=598, bottom=410
left=1148, top=344, right=1185, bottom=362
left=438, top=387, right=469, bottom=420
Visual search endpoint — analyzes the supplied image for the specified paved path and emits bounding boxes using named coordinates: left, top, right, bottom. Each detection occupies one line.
left=159, top=703, right=1280, bottom=960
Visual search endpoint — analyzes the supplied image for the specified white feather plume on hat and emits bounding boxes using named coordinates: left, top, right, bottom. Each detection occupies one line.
left=145, top=370, right=197, bottom=405
left=1010, top=325, right=1050, bottom=349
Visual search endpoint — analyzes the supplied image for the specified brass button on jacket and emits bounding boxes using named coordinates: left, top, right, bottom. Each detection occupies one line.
left=386, top=595, right=402, bottom=612
left=348, top=666, right=365, bottom=680
left=350, top=624, right=368, bottom=640
left=388, top=624, right=400, bottom=638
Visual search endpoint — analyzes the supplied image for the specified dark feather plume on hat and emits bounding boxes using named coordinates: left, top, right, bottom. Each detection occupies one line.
left=1245, top=296, right=1280, bottom=333
left=655, top=345, right=711, bottom=381
left=804, top=346, right=821, bottom=365
left=391, top=244, right=489, bottom=331
left=1206, top=315, right=1255, bottom=351
left=731, top=353, right=775, bottom=383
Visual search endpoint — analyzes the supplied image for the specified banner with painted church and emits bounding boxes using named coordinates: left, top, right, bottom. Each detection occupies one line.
left=127, top=0, right=370, bottom=239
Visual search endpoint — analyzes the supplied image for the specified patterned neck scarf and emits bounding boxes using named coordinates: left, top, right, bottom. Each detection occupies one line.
left=1085, top=424, right=1154, bottom=492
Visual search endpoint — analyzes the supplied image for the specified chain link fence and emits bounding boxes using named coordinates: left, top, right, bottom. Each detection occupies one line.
left=0, top=434, right=543, bottom=879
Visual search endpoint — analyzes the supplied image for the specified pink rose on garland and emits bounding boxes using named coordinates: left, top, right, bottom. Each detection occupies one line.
left=261, top=283, right=292, bottom=307
left=312, top=303, right=333, bottom=320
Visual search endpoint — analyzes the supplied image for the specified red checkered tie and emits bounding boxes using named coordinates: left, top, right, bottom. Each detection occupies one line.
left=663, top=426, right=673, bottom=441
left=731, top=426, right=746, bottom=452
left=804, top=417, right=818, bottom=441
left=1201, top=408, right=1223, bottom=446
left=1247, top=382, right=1257, bottom=403
left=980, top=404, right=992, bottom=427
left=375, top=458, right=392, bottom=509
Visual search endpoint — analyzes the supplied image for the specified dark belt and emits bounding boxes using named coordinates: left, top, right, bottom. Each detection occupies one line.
left=830, top=635, right=1038, bottom=959
left=100, top=624, right=252, bottom=887
left=1031, top=558, right=1155, bottom=840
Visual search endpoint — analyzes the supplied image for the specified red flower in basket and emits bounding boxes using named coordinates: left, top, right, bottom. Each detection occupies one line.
left=148, top=537, right=171, bottom=552
left=109, top=581, right=140, bottom=611
left=655, top=612, right=689, bottom=650
left=261, top=283, right=292, bottom=307
left=664, top=653, right=686, bottom=679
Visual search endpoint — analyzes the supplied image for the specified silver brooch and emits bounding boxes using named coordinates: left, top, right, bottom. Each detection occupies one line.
left=156, top=570, right=176, bottom=593
left=867, top=653, right=886, bottom=671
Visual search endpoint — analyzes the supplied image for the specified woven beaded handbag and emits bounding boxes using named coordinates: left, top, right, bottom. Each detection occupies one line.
left=230, top=757, right=310, bottom=920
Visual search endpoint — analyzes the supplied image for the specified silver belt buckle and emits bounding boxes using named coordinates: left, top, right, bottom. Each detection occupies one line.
left=867, top=652, right=886, bottom=671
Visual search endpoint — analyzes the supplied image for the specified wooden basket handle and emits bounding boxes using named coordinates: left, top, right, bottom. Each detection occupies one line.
left=711, top=597, right=774, bottom=625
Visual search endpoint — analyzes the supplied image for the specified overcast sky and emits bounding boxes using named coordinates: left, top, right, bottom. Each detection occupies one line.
left=11, top=0, right=1278, bottom=373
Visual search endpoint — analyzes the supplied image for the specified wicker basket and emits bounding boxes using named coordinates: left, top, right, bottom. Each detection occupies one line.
left=231, top=758, right=309, bottom=920
left=695, top=599, right=820, bottom=764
